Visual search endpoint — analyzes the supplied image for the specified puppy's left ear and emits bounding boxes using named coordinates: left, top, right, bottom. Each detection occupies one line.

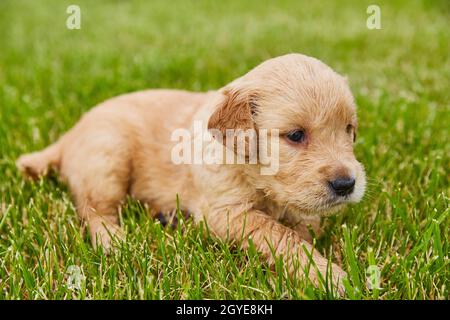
left=207, top=86, right=257, bottom=134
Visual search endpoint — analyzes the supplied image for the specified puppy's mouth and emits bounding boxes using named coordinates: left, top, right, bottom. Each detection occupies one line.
left=326, top=194, right=351, bottom=206
left=318, top=198, right=347, bottom=214
left=289, top=196, right=349, bottom=216
left=313, top=193, right=355, bottom=216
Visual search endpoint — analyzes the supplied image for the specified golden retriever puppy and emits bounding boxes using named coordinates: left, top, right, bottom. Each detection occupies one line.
left=17, top=53, right=365, bottom=292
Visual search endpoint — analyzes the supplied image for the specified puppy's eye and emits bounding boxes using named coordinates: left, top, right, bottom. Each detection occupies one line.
left=346, top=124, right=356, bottom=142
left=286, top=130, right=306, bottom=143
left=346, top=124, right=353, bottom=134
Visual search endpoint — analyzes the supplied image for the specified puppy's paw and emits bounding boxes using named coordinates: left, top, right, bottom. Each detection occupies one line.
left=16, top=152, right=49, bottom=179
left=89, top=220, right=124, bottom=254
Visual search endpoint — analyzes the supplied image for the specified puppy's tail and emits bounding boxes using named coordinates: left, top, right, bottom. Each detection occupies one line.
left=16, top=141, right=62, bottom=179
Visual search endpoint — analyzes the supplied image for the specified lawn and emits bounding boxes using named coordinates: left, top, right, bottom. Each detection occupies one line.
left=0, top=0, right=448, bottom=299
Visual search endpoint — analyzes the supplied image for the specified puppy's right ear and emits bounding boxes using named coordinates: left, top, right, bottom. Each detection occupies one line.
left=207, top=87, right=257, bottom=135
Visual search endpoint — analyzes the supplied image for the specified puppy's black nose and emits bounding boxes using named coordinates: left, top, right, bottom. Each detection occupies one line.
left=329, top=177, right=355, bottom=196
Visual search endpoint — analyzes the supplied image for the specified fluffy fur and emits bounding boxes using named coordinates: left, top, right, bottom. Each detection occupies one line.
left=17, top=53, right=366, bottom=293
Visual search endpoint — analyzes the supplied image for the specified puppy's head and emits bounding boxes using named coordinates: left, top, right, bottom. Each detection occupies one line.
left=208, top=53, right=366, bottom=216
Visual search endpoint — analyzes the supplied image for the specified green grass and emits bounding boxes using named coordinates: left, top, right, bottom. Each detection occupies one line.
left=0, top=0, right=449, bottom=299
